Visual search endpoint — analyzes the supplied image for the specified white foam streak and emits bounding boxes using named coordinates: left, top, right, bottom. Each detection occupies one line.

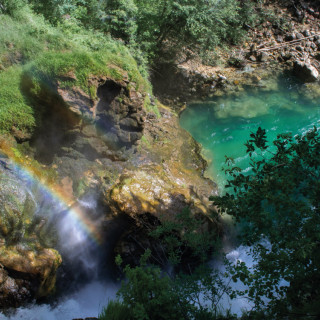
left=1, top=282, right=119, bottom=320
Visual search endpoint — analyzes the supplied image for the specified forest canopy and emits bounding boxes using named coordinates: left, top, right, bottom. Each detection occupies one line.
left=0, top=0, right=257, bottom=63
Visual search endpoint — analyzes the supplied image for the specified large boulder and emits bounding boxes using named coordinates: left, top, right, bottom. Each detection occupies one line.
left=0, top=168, right=62, bottom=307
left=107, top=165, right=212, bottom=221
left=0, top=246, right=61, bottom=307
left=293, top=60, right=319, bottom=82
left=104, top=106, right=218, bottom=230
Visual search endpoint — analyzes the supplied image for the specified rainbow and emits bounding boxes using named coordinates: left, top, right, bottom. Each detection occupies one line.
left=0, top=141, right=102, bottom=246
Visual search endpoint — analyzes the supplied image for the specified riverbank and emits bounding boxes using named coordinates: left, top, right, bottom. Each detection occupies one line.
left=1, top=1, right=320, bottom=317
left=151, top=1, right=320, bottom=110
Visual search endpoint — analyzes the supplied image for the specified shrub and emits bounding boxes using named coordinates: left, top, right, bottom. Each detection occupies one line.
left=0, top=0, right=26, bottom=15
left=99, top=300, right=133, bottom=320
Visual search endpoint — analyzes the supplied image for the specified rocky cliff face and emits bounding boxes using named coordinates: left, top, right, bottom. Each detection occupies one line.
left=0, top=67, right=219, bottom=307
left=0, top=167, right=62, bottom=308
left=23, top=69, right=217, bottom=221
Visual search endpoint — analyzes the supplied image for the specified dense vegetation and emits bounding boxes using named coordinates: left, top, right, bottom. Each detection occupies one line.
left=6, top=0, right=256, bottom=57
left=213, top=127, right=320, bottom=318
left=1, top=0, right=320, bottom=319
left=0, top=1, right=150, bottom=136
left=0, top=0, right=258, bottom=136
left=99, top=128, right=320, bottom=319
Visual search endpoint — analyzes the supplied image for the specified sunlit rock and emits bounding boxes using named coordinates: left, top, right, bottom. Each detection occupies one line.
left=0, top=246, right=61, bottom=307
left=293, top=60, right=319, bottom=82
left=0, top=171, right=62, bottom=307
left=108, top=166, right=210, bottom=219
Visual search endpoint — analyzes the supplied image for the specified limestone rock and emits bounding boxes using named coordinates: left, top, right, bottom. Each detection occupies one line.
left=108, top=166, right=211, bottom=220
left=105, top=107, right=218, bottom=228
left=0, top=246, right=61, bottom=307
left=0, top=170, right=62, bottom=307
left=293, top=60, right=319, bottom=82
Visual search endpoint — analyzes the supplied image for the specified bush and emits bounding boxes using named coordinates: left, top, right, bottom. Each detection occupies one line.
left=211, top=127, right=320, bottom=317
left=0, top=0, right=26, bottom=15
left=99, top=300, right=133, bottom=320
left=97, top=0, right=257, bottom=64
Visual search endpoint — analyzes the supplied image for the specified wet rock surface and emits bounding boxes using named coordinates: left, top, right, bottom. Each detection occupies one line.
left=293, top=59, right=319, bottom=81
left=0, top=62, right=220, bottom=308
left=0, top=168, right=62, bottom=308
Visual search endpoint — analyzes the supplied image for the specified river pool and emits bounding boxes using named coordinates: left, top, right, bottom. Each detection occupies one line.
left=180, top=75, right=320, bottom=191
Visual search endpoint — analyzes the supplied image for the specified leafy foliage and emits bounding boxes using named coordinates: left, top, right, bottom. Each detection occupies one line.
left=99, top=299, right=133, bottom=320
left=28, top=0, right=103, bottom=26
left=105, top=0, right=255, bottom=62
left=211, top=127, right=320, bottom=317
left=0, top=0, right=26, bottom=15
left=100, top=251, right=237, bottom=320
left=104, top=0, right=138, bottom=44
left=108, top=251, right=187, bottom=320
left=14, top=0, right=257, bottom=64
left=149, top=207, right=217, bottom=267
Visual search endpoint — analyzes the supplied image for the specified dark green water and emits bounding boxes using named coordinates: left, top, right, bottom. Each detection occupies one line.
left=180, top=76, right=320, bottom=191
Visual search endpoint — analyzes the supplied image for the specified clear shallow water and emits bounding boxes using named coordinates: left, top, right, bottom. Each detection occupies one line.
left=180, top=76, right=320, bottom=191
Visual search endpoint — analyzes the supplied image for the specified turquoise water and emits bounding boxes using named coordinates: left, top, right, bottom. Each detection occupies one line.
left=180, top=76, right=320, bottom=191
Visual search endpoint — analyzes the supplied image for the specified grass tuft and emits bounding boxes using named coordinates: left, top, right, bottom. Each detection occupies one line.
left=0, top=66, right=35, bottom=134
left=0, top=6, right=152, bottom=135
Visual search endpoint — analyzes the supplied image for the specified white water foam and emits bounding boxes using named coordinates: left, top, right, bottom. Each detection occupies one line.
left=211, top=245, right=255, bottom=315
left=0, top=281, right=119, bottom=320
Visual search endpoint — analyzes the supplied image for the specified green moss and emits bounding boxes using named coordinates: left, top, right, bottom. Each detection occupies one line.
left=0, top=66, right=35, bottom=134
left=141, top=135, right=151, bottom=147
left=0, top=8, right=68, bottom=66
left=25, top=48, right=150, bottom=96
left=144, top=95, right=161, bottom=118
left=89, top=85, right=97, bottom=100
left=0, top=8, right=153, bottom=136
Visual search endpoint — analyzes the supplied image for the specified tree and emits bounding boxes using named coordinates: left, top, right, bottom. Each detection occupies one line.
left=149, top=207, right=218, bottom=268
left=100, top=251, right=188, bottom=320
left=104, top=0, right=255, bottom=62
left=28, top=0, right=103, bottom=26
left=100, top=251, right=237, bottom=320
left=211, top=127, right=320, bottom=317
left=0, top=0, right=26, bottom=14
left=104, top=0, right=138, bottom=44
